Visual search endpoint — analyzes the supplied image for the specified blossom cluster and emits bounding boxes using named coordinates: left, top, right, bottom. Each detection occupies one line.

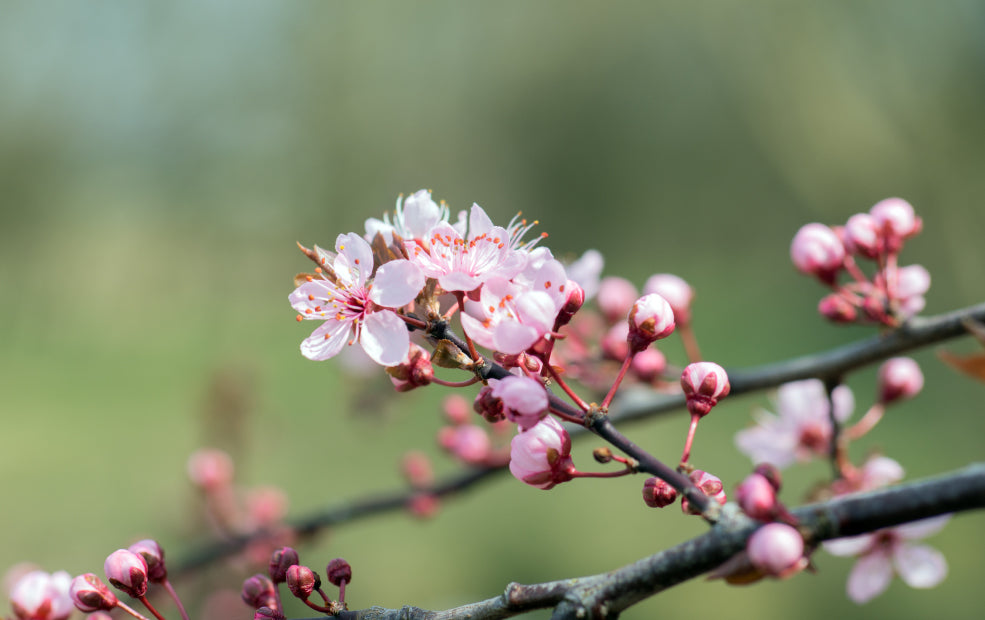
left=790, top=197, right=928, bottom=326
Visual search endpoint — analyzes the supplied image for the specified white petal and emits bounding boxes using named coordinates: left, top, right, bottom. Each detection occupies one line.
left=894, top=544, right=947, bottom=588
left=823, top=534, right=876, bottom=557
left=516, top=291, right=558, bottom=334
left=370, top=259, right=424, bottom=308
left=846, top=550, right=894, bottom=603
left=335, top=232, right=375, bottom=286
left=468, top=203, right=494, bottom=237
left=734, top=426, right=797, bottom=469
left=439, top=271, right=483, bottom=293
left=300, top=320, right=350, bottom=361
left=895, top=515, right=951, bottom=540
left=832, top=384, right=856, bottom=423
left=492, top=319, right=540, bottom=355
left=461, top=311, right=496, bottom=350
left=360, top=311, right=410, bottom=366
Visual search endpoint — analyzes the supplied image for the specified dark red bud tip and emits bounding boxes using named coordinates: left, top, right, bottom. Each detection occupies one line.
left=268, top=546, right=300, bottom=584
left=128, top=539, right=167, bottom=583
left=325, top=558, right=352, bottom=587
left=286, top=565, right=320, bottom=600
left=70, top=574, right=118, bottom=613
left=241, top=574, right=277, bottom=610
left=103, top=549, right=149, bottom=598
left=641, top=477, right=678, bottom=508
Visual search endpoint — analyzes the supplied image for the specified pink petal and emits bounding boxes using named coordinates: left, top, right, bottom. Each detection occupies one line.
left=492, top=319, right=539, bottom=355
left=831, top=384, right=856, bottom=423
left=335, top=232, right=374, bottom=286
left=360, top=311, right=410, bottom=366
left=460, top=311, right=496, bottom=350
left=895, top=515, right=951, bottom=540
left=300, top=320, right=350, bottom=361
left=468, top=203, right=495, bottom=237
left=846, top=549, right=894, bottom=603
left=516, top=291, right=559, bottom=334
left=439, top=271, right=483, bottom=293
left=893, top=544, right=947, bottom=588
left=370, top=259, right=425, bottom=308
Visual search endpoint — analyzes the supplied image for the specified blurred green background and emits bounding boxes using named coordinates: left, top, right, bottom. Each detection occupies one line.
left=2, top=2, right=984, bottom=618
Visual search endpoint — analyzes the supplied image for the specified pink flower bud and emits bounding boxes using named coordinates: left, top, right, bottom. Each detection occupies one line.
left=631, top=347, right=667, bottom=383
left=104, top=549, right=148, bottom=598
left=187, top=448, right=234, bottom=490
left=241, top=574, right=277, bottom=610
left=895, top=264, right=931, bottom=309
left=444, top=424, right=491, bottom=465
left=127, top=539, right=166, bottom=583
left=746, top=523, right=806, bottom=577
left=407, top=493, right=440, bottom=519
left=11, top=570, right=74, bottom=620
left=491, top=375, right=549, bottom=430
left=441, top=394, right=470, bottom=425
left=473, top=385, right=506, bottom=423
left=878, top=357, right=924, bottom=404
left=753, top=463, right=782, bottom=492
left=736, top=473, right=778, bottom=521
left=680, top=362, right=730, bottom=418
left=246, top=486, right=288, bottom=528
left=325, top=558, right=352, bottom=587
left=870, top=197, right=922, bottom=251
left=681, top=470, right=727, bottom=515
left=601, top=322, right=630, bottom=361
left=642, top=274, right=694, bottom=326
left=790, top=223, right=845, bottom=285
left=285, top=565, right=319, bottom=600
left=69, top=574, right=117, bottom=614
left=842, top=213, right=881, bottom=259
left=597, top=276, right=639, bottom=324
left=254, top=607, right=287, bottom=620
left=268, top=547, right=299, bottom=584
left=818, top=293, right=858, bottom=323
left=554, top=280, right=585, bottom=328
left=509, top=416, right=575, bottom=490
left=627, top=293, right=676, bottom=353
left=400, top=451, right=434, bottom=488
left=386, top=343, right=433, bottom=392
left=641, top=477, right=678, bottom=508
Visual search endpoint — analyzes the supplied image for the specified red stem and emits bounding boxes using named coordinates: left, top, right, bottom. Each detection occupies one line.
left=601, top=355, right=634, bottom=410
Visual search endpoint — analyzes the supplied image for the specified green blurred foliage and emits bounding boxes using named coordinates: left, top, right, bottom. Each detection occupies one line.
left=1, top=2, right=984, bottom=618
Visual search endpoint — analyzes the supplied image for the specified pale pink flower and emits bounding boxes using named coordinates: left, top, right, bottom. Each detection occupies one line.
left=409, top=204, right=526, bottom=293
left=364, top=189, right=450, bottom=243
left=735, top=379, right=854, bottom=469
left=597, top=276, right=639, bottom=323
left=564, top=249, right=604, bottom=301
left=490, top=375, right=549, bottom=430
left=823, top=515, right=950, bottom=603
left=642, top=273, right=694, bottom=325
left=10, top=570, right=74, bottom=620
left=790, top=223, right=845, bottom=284
left=747, top=523, right=807, bottom=577
left=509, top=416, right=575, bottom=490
left=290, top=232, right=422, bottom=366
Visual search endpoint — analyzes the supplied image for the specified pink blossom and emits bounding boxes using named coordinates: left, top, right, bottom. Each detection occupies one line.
left=823, top=515, right=950, bottom=603
left=790, top=223, right=845, bottom=284
left=364, top=189, right=451, bottom=243
left=490, top=375, right=549, bottom=430
left=627, top=293, right=675, bottom=352
left=735, top=379, right=854, bottom=469
left=104, top=549, right=148, bottom=598
left=680, top=362, right=729, bottom=417
left=597, top=276, right=639, bottom=324
left=642, top=273, right=694, bottom=325
left=870, top=197, right=922, bottom=251
left=564, top=249, right=604, bottom=301
left=509, top=416, right=575, bottom=490
left=842, top=213, right=881, bottom=259
left=877, top=357, right=924, bottom=404
left=68, top=574, right=117, bottom=614
left=442, top=424, right=491, bottom=465
left=10, top=570, right=74, bottom=620
left=187, top=448, right=234, bottom=490
left=290, top=233, right=422, bottom=366
left=747, top=523, right=807, bottom=577
left=631, top=347, right=667, bottom=382
left=409, top=204, right=526, bottom=293
left=735, top=473, right=778, bottom=521
left=893, top=264, right=930, bottom=319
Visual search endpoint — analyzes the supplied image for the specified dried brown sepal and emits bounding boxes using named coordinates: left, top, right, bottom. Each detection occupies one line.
left=938, top=318, right=985, bottom=383
left=431, top=340, right=474, bottom=370
left=369, top=231, right=410, bottom=278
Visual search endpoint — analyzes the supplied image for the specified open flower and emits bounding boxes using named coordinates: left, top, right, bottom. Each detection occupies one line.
left=823, top=515, right=950, bottom=603
left=364, top=189, right=452, bottom=244
left=735, top=379, right=854, bottom=469
left=10, top=570, right=74, bottom=620
left=290, top=233, right=423, bottom=366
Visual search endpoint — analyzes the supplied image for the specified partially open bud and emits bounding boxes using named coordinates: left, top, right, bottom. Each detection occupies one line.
left=241, top=574, right=277, bottom=610
left=627, top=293, right=675, bottom=353
left=746, top=523, right=807, bottom=578
left=491, top=375, right=549, bottom=430
left=643, top=274, right=694, bottom=326
left=597, top=277, right=639, bottom=324
left=681, top=362, right=730, bottom=418
left=386, top=343, right=434, bottom=392
left=268, top=547, right=299, bottom=585
left=127, top=539, right=166, bottom=584
left=285, top=565, right=319, bottom=601
left=818, top=293, right=858, bottom=323
left=641, top=477, right=678, bottom=508
left=103, top=549, right=148, bottom=598
left=473, top=386, right=506, bottom=423
left=681, top=470, right=726, bottom=514
left=790, top=223, right=845, bottom=285
left=877, top=357, right=924, bottom=404
left=509, top=416, right=576, bottom=490
left=69, top=574, right=117, bottom=614
left=736, top=473, right=778, bottom=521
left=325, top=559, right=352, bottom=587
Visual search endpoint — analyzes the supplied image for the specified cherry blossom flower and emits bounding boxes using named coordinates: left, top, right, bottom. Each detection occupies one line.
left=290, top=232, right=423, bottom=366
left=509, top=416, right=575, bottom=490
left=490, top=375, right=549, bottom=430
left=409, top=204, right=526, bottom=293
left=364, top=189, right=451, bottom=243
left=565, top=249, right=604, bottom=301
left=10, top=570, right=74, bottom=620
left=823, top=515, right=950, bottom=603
left=735, top=379, right=854, bottom=469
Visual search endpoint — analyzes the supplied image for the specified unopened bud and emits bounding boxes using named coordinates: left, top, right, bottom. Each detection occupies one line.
left=473, top=386, right=506, bottom=423
left=878, top=357, right=924, bottom=404
left=554, top=280, right=585, bottom=328
left=746, top=523, right=807, bottom=577
left=818, top=293, right=858, bottom=323
left=597, top=277, right=639, bottom=324
left=187, top=448, right=234, bottom=490
left=870, top=197, right=922, bottom=252
left=601, top=322, right=630, bottom=361
left=641, top=477, right=678, bottom=508
left=753, top=463, right=782, bottom=492
left=268, top=547, right=299, bottom=584
left=441, top=394, right=470, bottom=425
left=241, top=574, right=277, bottom=610
left=642, top=274, right=694, bottom=326
left=631, top=347, right=666, bottom=383
left=680, top=362, right=730, bottom=418
left=790, top=223, right=845, bottom=285
left=104, top=549, right=148, bottom=598
left=681, top=470, right=726, bottom=515
left=842, top=213, right=880, bottom=259
left=69, top=574, right=118, bottom=613
left=285, top=565, right=319, bottom=600
left=593, top=447, right=613, bottom=464
left=628, top=294, right=675, bottom=353
left=408, top=493, right=440, bottom=519
left=127, top=539, right=166, bottom=583
left=736, top=473, right=778, bottom=521
left=254, top=607, right=287, bottom=620
left=325, top=559, right=352, bottom=587
left=386, top=344, right=433, bottom=392
left=401, top=451, right=434, bottom=488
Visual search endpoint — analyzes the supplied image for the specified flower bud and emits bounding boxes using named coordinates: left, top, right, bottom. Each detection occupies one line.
left=442, top=424, right=491, bottom=465
left=241, top=574, right=277, bottom=609
left=870, top=197, right=922, bottom=252
left=509, top=417, right=575, bottom=490
left=187, top=448, right=234, bottom=490
left=680, top=362, right=730, bottom=418
left=69, top=574, right=118, bottom=613
left=441, top=394, right=470, bottom=425
left=735, top=473, right=778, bottom=521
left=593, top=447, right=613, bottom=463
left=842, top=213, right=880, bottom=259
left=325, top=558, right=352, bottom=587
left=597, top=276, right=639, bottom=324
left=254, top=607, right=287, bottom=620
left=127, top=539, right=166, bottom=583
left=401, top=451, right=434, bottom=488
left=601, top=322, right=630, bottom=361
left=11, top=570, right=74, bottom=620
left=554, top=280, right=585, bottom=328
left=877, top=357, right=924, bottom=404
left=818, top=293, right=858, bottom=323
left=103, top=549, right=148, bottom=598
left=641, top=477, right=678, bottom=508
left=285, top=565, right=319, bottom=600
left=473, top=386, right=506, bottom=423
left=790, top=223, right=845, bottom=285
left=407, top=493, right=440, bottom=519
left=746, top=523, right=806, bottom=577
left=268, top=547, right=300, bottom=584
left=491, top=375, right=549, bottom=430
left=628, top=294, right=675, bottom=353
left=386, top=343, right=433, bottom=392
left=642, top=274, right=694, bottom=326
left=753, top=463, right=782, bottom=492
left=681, top=470, right=726, bottom=514
left=631, top=347, right=666, bottom=383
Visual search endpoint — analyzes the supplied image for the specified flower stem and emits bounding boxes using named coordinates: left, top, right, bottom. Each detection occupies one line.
left=162, top=579, right=191, bottom=620
left=116, top=601, right=152, bottom=620
left=601, top=355, right=634, bottom=410
left=679, top=413, right=700, bottom=466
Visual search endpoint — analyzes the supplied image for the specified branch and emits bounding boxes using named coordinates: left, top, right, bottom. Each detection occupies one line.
left=294, top=463, right=985, bottom=620
left=175, top=302, right=985, bottom=575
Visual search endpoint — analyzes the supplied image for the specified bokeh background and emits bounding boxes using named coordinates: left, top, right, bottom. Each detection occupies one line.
left=2, top=2, right=985, bottom=618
